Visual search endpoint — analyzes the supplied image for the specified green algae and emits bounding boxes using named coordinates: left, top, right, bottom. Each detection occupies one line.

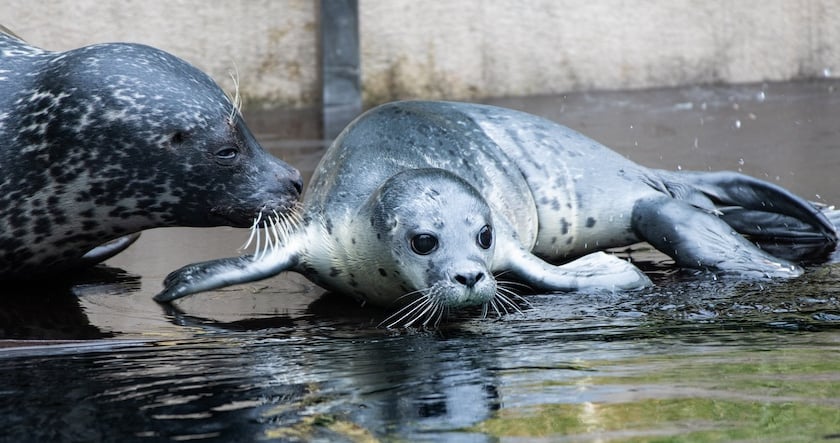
left=469, top=345, right=840, bottom=441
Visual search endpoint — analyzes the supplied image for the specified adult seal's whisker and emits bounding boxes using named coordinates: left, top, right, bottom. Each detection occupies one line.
left=239, top=213, right=263, bottom=253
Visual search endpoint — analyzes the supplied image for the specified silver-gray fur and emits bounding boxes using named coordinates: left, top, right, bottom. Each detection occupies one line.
left=0, top=31, right=302, bottom=278
left=156, top=101, right=837, bottom=326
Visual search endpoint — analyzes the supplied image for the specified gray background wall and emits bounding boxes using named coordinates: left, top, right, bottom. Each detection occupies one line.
left=3, top=0, right=839, bottom=109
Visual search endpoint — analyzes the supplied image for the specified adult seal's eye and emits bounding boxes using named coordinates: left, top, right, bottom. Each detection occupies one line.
left=410, top=233, right=438, bottom=255
left=215, top=148, right=239, bottom=160
left=477, top=225, right=492, bottom=249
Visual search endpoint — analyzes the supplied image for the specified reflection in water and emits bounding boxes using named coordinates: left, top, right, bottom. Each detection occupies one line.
left=0, top=266, right=139, bottom=341
left=3, top=81, right=840, bottom=441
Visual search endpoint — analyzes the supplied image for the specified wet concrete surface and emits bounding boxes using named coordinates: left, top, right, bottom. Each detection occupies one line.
left=2, top=80, right=840, bottom=442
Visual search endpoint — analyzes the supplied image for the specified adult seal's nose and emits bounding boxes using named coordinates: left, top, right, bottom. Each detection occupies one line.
left=287, top=173, right=304, bottom=196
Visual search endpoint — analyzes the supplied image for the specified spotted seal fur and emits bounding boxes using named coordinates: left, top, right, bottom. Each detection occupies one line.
left=0, top=31, right=302, bottom=278
left=156, top=101, right=837, bottom=326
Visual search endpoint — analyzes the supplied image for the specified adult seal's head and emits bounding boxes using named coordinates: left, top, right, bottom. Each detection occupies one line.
left=0, top=31, right=302, bottom=277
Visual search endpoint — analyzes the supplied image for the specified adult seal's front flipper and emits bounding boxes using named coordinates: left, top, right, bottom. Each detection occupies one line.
left=632, top=196, right=802, bottom=278
left=80, top=233, right=142, bottom=266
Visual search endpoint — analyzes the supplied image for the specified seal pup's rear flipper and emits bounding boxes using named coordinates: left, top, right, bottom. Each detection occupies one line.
left=716, top=203, right=840, bottom=262
left=501, top=249, right=651, bottom=292
left=632, top=196, right=802, bottom=277
left=672, top=171, right=838, bottom=246
left=154, top=249, right=299, bottom=303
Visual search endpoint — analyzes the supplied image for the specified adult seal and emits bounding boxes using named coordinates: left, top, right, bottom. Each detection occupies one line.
left=156, top=101, right=837, bottom=327
left=0, top=31, right=302, bottom=278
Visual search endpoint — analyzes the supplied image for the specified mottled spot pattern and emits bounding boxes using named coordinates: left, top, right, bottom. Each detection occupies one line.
left=0, top=33, right=301, bottom=278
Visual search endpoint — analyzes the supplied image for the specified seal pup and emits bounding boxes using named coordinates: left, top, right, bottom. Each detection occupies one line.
left=156, top=101, right=837, bottom=327
left=0, top=31, right=303, bottom=278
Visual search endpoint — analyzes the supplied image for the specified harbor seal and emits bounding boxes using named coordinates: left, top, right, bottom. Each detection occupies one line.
left=156, top=101, right=837, bottom=327
left=0, top=31, right=302, bottom=278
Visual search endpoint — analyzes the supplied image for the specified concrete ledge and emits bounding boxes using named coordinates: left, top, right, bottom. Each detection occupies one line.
left=3, top=0, right=838, bottom=108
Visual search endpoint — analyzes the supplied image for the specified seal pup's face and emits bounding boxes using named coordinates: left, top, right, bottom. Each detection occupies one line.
left=367, top=169, right=499, bottom=326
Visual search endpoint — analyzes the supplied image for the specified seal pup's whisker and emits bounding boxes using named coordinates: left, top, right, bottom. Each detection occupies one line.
left=494, top=275, right=533, bottom=292
left=416, top=296, right=441, bottom=328
left=432, top=303, right=447, bottom=328
left=496, top=284, right=527, bottom=307
left=488, top=299, right=503, bottom=319
left=494, top=288, right=524, bottom=315
left=392, top=296, right=433, bottom=329
left=497, top=280, right=534, bottom=308
left=380, top=290, right=433, bottom=329
left=495, top=297, right=511, bottom=316
left=379, top=292, right=426, bottom=328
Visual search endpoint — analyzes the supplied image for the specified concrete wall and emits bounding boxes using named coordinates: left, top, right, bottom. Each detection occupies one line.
left=3, top=0, right=839, bottom=108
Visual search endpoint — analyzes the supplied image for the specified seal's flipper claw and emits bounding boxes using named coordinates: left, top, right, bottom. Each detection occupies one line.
left=632, top=196, right=802, bottom=278
left=155, top=250, right=298, bottom=303
left=503, top=249, right=651, bottom=292
left=80, top=233, right=142, bottom=265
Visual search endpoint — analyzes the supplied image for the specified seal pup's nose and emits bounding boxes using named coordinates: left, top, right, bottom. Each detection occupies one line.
left=454, top=271, right=485, bottom=288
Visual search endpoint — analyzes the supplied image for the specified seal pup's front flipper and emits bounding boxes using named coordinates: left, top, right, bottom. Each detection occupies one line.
left=501, top=248, right=651, bottom=292
left=632, top=196, right=802, bottom=277
left=154, top=249, right=299, bottom=303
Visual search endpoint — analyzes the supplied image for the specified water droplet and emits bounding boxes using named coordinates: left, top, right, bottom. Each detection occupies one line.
left=734, top=119, right=742, bottom=129
left=823, top=67, right=832, bottom=77
left=816, top=194, right=822, bottom=200
left=677, top=165, right=682, bottom=170
left=738, top=158, right=745, bottom=166
left=693, top=137, right=698, bottom=148
left=756, top=91, right=766, bottom=101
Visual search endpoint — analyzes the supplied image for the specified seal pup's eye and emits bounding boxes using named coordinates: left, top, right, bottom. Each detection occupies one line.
left=477, top=225, right=492, bottom=249
left=410, top=233, right=438, bottom=255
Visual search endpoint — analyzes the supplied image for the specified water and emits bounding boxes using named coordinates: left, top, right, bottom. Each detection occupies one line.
left=3, top=81, right=840, bottom=442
